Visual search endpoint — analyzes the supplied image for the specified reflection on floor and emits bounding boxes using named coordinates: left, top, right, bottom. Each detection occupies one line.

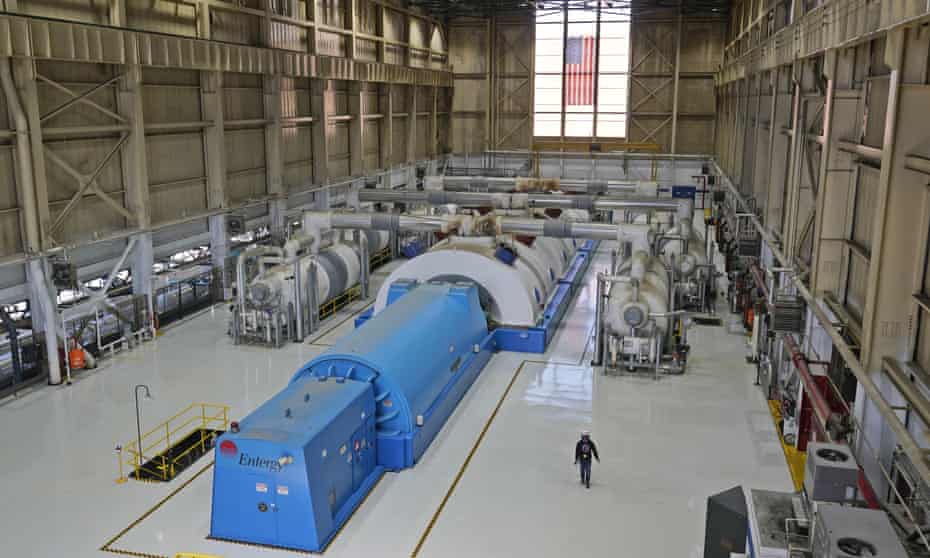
left=0, top=249, right=791, bottom=558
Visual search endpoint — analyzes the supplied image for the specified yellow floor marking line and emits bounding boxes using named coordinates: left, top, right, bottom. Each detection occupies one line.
left=101, top=461, right=215, bottom=558
left=410, top=360, right=528, bottom=557
left=767, top=400, right=807, bottom=491
left=307, top=302, right=374, bottom=348
left=102, top=453, right=384, bottom=556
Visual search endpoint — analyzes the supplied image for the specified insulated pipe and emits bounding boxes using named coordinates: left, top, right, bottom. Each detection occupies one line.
left=305, top=211, right=459, bottom=245
left=716, top=161, right=930, bottom=486
left=495, top=218, right=652, bottom=251
left=283, top=233, right=316, bottom=260
left=304, top=210, right=651, bottom=249
left=426, top=175, right=659, bottom=196
left=358, top=189, right=691, bottom=218
left=629, top=251, right=650, bottom=281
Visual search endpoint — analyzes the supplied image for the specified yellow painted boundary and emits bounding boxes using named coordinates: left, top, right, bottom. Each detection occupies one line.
left=100, top=461, right=215, bottom=558
left=104, top=262, right=595, bottom=558
left=767, top=400, right=806, bottom=491
left=101, top=458, right=383, bottom=557
left=410, top=361, right=528, bottom=557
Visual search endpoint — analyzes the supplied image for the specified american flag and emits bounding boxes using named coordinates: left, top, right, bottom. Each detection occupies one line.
left=565, top=35, right=595, bottom=106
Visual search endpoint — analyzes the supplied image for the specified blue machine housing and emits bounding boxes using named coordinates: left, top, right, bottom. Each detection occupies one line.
left=355, top=240, right=598, bottom=353
left=211, top=280, right=495, bottom=551
left=210, top=374, right=380, bottom=552
left=293, top=280, right=494, bottom=470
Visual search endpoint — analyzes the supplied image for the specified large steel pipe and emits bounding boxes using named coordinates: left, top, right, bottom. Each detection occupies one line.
left=304, top=210, right=652, bottom=251
left=496, top=218, right=651, bottom=246
left=426, top=175, right=658, bottom=196
left=782, top=333, right=833, bottom=438
left=358, top=189, right=690, bottom=218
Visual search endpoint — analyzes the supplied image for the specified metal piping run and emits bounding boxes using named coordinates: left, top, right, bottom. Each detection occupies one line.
left=425, top=174, right=659, bottom=196
left=782, top=333, right=833, bottom=439
left=482, top=150, right=712, bottom=162
left=303, top=210, right=652, bottom=252
left=749, top=264, right=775, bottom=314
left=715, top=160, right=930, bottom=485
left=358, top=189, right=691, bottom=218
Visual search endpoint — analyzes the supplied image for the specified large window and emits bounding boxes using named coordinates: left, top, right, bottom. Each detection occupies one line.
left=534, top=2, right=630, bottom=139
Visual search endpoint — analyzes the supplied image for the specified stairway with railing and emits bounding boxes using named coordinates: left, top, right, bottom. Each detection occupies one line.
left=116, top=403, right=229, bottom=483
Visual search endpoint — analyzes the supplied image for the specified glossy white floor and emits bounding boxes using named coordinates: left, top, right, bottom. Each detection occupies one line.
left=0, top=247, right=792, bottom=558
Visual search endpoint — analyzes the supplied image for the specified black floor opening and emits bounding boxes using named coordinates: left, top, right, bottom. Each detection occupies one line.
left=130, top=428, right=223, bottom=482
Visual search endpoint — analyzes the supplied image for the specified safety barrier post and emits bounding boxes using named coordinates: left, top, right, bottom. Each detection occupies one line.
left=115, top=446, right=127, bottom=484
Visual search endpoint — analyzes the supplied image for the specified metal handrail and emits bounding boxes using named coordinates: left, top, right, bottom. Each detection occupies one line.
left=116, top=402, right=229, bottom=483
left=370, top=246, right=392, bottom=269
left=319, top=284, right=362, bottom=321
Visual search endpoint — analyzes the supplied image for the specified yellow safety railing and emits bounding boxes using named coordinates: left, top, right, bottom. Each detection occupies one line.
left=370, top=246, right=392, bottom=270
left=175, top=553, right=222, bottom=558
left=530, top=140, right=663, bottom=180
left=116, top=402, right=229, bottom=484
left=316, top=246, right=390, bottom=321
left=531, top=140, right=662, bottom=153
left=319, top=284, right=362, bottom=321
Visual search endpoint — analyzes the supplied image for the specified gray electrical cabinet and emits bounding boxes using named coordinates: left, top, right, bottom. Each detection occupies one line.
left=703, top=486, right=747, bottom=558
left=805, top=442, right=859, bottom=503
left=812, top=504, right=906, bottom=558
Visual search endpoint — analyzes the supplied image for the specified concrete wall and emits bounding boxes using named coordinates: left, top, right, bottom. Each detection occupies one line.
left=716, top=0, right=930, bottom=503
left=628, top=10, right=726, bottom=153
left=447, top=9, right=726, bottom=153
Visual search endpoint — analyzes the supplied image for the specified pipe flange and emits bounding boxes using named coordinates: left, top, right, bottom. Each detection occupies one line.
left=621, top=302, right=649, bottom=329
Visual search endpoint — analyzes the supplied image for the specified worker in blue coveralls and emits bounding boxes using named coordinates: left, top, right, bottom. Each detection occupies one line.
left=574, top=431, right=600, bottom=489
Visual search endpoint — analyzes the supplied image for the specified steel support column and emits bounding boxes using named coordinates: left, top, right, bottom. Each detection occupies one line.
left=860, top=29, right=906, bottom=369
left=407, top=85, right=418, bottom=163
left=311, top=79, right=330, bottom=184
left=27, top=258, right=61, bottom=385
left=670, top=9, right=683, bottom=154
left=380, top=83, right=394, bottom=169
left=348, top=81, right=364, bottom=176
left=201, top=71, right=227, bottom=210
left=264, top=73, right=286, bottom=233
left=117, top=62, right=151, bottom=230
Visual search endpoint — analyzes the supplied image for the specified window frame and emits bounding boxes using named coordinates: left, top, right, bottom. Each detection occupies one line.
left=533, top=2, right=630, bottom=140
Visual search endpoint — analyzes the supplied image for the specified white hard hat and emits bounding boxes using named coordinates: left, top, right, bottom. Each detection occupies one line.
left=581, top=430, right=591, bottom=436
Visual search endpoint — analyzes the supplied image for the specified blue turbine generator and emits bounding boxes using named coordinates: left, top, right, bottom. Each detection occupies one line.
left=210, top=280, right=495, bottom=552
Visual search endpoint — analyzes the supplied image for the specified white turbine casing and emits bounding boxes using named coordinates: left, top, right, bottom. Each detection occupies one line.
left=373, top=234, right=573, bottom=327
left=532, top=237, right=569, bottom=281
left=331, top=243, right=362, bottom=290
left=247, top=236, right=382, bottom=309
left=605, top=256, right=670, bottom=337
